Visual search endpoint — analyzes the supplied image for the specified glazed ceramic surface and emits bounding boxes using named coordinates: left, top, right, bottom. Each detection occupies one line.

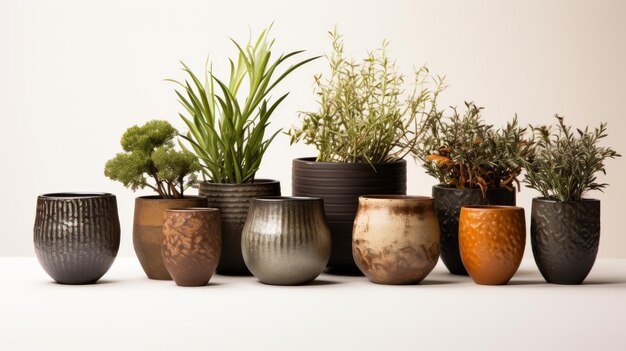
left=242, top=197, right=331, bottom=285
left=352, top=195, right=440, bottom=285
left=34, top=193, right=120, bottom=284
left=459, top=205, right=525, bottom=285
left=531, top=198, right=600, bottom=284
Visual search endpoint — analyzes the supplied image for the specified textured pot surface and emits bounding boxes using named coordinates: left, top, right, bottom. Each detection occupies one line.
left=459, top=206, right=526, bottom=285
left=199, top=180, right=281, bottom=275
left=353, top=195, right=440, bottom=285
left=292, top=157, right=406, bottom=273
left=531, top=198, right=600, bottom=284
left=133, top=196, right=207, bottom=280
left=34, top=193, right=120, bottom=284
left=162, top=208, right=222, bottom=287
left=432, top=185, right=516, bottom=275
left=242, top=197, right=331, bottom=285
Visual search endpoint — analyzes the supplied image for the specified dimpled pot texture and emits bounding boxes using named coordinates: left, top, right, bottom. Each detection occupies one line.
left=34, top=193, right=120, bottom=284
left=292, top=158, right=406, bottom=273
left=242, top=197, right=331, bottom=285
left=133, top=196, right=207, bottom=280
left=162, top=208, right=222, bottom=287
left=352, top=196, right=440, bottom=285
left=531, top=198, right=600, bottom=284
left=432, top=185, right=515, bottom=275
left=199, top=180, right=281, bottom=275
left=459, top=206, right=526, bottom=285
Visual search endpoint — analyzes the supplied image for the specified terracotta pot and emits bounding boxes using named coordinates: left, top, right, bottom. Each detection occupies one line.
left=292, top=157, right=406, bottom=273
left=162, top=208, right=222, bottom=287
left=352, top=195, right=440, bottom=284
left=133, top=196, right=207, bottom=280
left=242, top=197, right=331, bottom=285
left=531, top=198, right=600, bottom=284
left=459, top=205, right=526, bottom=285
left=34, top=193, right=120, bottom=284
left=198, top=180, right=281, bottom=275
left=432, top=185, right=516, bottom=275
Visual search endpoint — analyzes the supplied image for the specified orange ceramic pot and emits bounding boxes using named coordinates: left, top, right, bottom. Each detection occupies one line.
left=459, top=206, right=525, bottom=285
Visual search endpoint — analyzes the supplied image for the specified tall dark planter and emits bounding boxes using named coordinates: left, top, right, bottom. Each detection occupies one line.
left=432, top=185, right=516, bottom=275
left=531, top=198, right=600, bottom=284
left=199, top=179, right=281, bottom=275
left=292, top=157, right=407, bottom=273
left=34, top=193, right=120, bottom=284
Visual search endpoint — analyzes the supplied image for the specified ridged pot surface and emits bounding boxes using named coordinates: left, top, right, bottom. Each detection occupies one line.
left=34, top=193, right=120, bottom=284
left=459, top=206, right=526, bottom=285
left=133, top=196, right=207, bottom=280
left=353, top=196, right=440, bottom=285
left=531, top=198, right=600, bottom=284
left=199, top=180, right=281, bottom=275
left=432, top=185, right=516, bottom=275
left=292, top=157, right=406, bottom=272
left=242, top=197, right=331, bottom=285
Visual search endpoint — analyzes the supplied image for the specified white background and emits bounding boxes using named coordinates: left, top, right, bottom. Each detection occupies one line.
left=1, top=0, right=624, bottom=257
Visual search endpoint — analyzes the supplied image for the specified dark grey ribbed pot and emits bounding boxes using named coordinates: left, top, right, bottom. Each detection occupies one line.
left=34, top=193, right=120, bottom=284
left=432, top=185, right=516, bottom=275
left=531, top=197, right=600, bottom=284
left=199, top=180, right=281, bottom=275
left=242, top=197, right=331, bottom=285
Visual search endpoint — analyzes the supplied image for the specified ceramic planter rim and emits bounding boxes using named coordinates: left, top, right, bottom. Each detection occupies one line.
left=165, top=207, right=218, bottom=213
left=251, top=196, right=322, bottom=203
left=432, top=184, right=516, bottom=192
left=39, top=192, right=114, bottom=199
left=533, top=197, right=600, bottom=204
left=461, top=205, right=524, bottom=212
left=293, top=156, right=407, bottom=167
left=135, top=195, right=206, bottom=201
left=200, top=179, right=279, bottom=187
left=359, top=195, right=433, bottom=202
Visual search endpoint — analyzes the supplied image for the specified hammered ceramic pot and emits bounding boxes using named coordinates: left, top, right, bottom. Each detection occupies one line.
left=459, top=205, right=526, bottom=285
left=162, top=208, right=222, bottom=287
left=199, top=180, right=281, bottom=275
left=292, top=157, right=406, bottom=273
left=432, top=185, right=516, bottom=275
left=531, top=198, right=600, bottom=284
left=242, top=197, right=331, bottom=285
left=352, top=196, right=440, bottom=285
left=34, top=193, right=120, bottom=284
left=133, top=196, right=207, bottom=280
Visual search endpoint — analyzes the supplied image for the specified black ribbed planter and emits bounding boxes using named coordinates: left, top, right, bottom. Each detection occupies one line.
left=33, top=193, right=121, bottom=284
left=198, top=179, right=281, bottom=275
left=292, top=157, right=407, bottom=273
left=432, top=185, right=516, bottom=275
left=531, top=197, right=600, bottom=284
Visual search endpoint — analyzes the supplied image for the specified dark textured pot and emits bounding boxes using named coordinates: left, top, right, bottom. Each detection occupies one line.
left=133, top=196, right=207, bottom=280
left=199, top=180, right=281, bottom=275
left=459, top=205, right=526, bottom=285
left=242, top=197, right=331, bottom=285
left=34, top=193, right=120, bottom=284
left=353, top=195, right=440, bottom=285
left=531, top=198, right=600, bottom=284
left=162, top=208, right=222, bottom=287
left=292, top=157, right=406, bottom=273
left=432, top=185, right=516, bottom=275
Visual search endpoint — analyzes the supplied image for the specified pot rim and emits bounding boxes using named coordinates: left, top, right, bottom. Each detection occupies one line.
left=40, top=192, right=114, bottom=199
left=432, top=184, right=516, bottom=192
left=359, top=195, right=433, bottom=202
left=165, top=207, right=218, bottom=213
left=293, top=156, right=407, bottom=166
left=135, top=195, right=206, bottom=201
left=533, top=197, right=600, bottom=204
left=461, top=205, right=524, bottom=211
left=251, top=196, right=322, bottom=202
left=199, top=179, right=280, bottom=187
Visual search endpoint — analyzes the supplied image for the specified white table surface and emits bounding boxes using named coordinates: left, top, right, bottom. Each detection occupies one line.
left=1, top=257, right=624, bottom=350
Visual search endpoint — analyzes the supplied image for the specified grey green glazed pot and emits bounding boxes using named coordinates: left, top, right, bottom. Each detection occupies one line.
left=531, top=197, right=600, bottom=284
left=34, top=193, right=120, bottom=284
left=242, top=197, right=331, bottom=285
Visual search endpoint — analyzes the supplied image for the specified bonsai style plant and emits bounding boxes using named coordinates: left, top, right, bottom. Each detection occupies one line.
left=413, top=102, right=535, bottom=275
left=105, top=120, right=206, bottom=280
left=524, top=116, right=620, bottom=284
left=288, top=29, right=445, bottom=272
left=169, top=26, right=317, bottom=274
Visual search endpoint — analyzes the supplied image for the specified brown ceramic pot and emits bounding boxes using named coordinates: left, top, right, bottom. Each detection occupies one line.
left=162, top=208, right=222, bottom=287
left=352, top=195, right=440, bottom=285
left=459, top=205, right=526, bottom=285
left=133, top=196, right=207, bottom=280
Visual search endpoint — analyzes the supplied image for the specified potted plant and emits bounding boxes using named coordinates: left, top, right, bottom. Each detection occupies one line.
left=524, top=116, right=620, bottom=284
left=169, top=26, right=317, bottom=275
left=414, top=102, right=535, bottom=275
left=288, top=29, right=445, bottom=273
left=104, top=120, right=204, bottom=280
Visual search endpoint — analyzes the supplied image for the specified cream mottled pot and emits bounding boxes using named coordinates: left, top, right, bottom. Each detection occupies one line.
left=353, top=195, right=440, bottom=284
